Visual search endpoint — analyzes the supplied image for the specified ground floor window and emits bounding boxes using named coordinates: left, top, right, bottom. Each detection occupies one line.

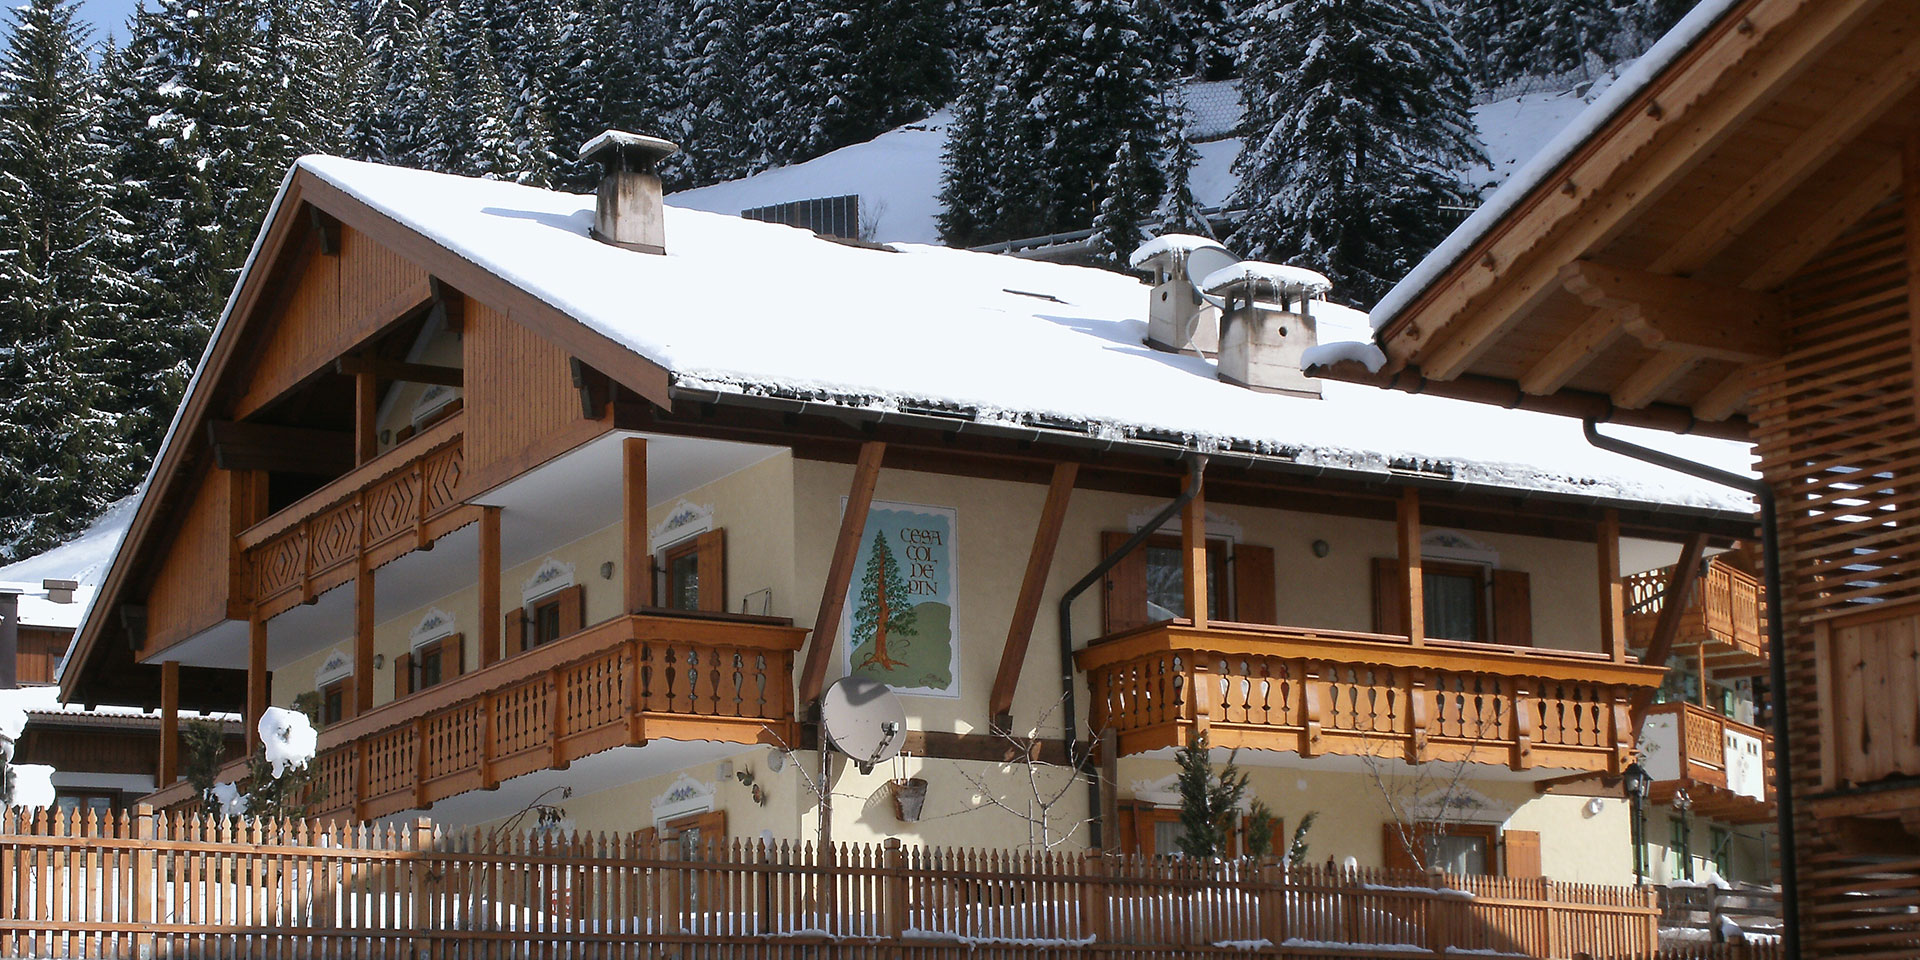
left=1710, top=826, right=1733, bottom=881
left=54, top=791, right=117, bottom=819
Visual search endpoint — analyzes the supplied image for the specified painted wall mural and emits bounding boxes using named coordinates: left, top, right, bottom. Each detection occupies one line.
left=842, top=500, right=960, bottom=698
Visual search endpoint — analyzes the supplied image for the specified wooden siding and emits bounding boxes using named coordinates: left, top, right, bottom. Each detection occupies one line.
left=14, top=727, right=160, bottom=778
left=461, top=301, right=611, bottom=496
left=141, top=466, right=231, bottom=655
left=0, top=809, right=1660, bottom=960
left=232, top=225, right=430, bottom=420
left=15, top=630, right=70, bottom=686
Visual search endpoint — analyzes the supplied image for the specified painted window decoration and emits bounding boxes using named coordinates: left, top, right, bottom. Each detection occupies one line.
left=842, top=500, right=960, bottom=698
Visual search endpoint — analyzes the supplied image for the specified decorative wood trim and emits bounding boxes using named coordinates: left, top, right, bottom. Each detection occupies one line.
left=799, top=441, right=884, bottom=706
left=990, top=462, right=1078, bottom=729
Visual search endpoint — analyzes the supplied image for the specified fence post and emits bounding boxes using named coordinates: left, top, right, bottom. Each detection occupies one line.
left=1425, top=886, right=1449, bottom=957
left=412, top=816, right=434, bottom=959
left=134, top=804, right=156, bottom=960
left=883, top=838, right=907, bottom=946
left=1080, top=850, right=1108, bottom=944
left=1258, top=859, right=1286, bottom=949
left=1544, top=878, right=1561, bottom=959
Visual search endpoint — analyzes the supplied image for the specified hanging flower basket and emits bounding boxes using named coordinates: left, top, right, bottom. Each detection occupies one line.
left=890, top=778, right=928, bottom=822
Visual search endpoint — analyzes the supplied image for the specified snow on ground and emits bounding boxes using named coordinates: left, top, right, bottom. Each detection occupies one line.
left=302, top=155, right=1755, bottom=514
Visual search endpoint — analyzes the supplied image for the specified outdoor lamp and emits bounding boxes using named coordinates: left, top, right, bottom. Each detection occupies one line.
left=1623, top=761, right=1653, bottom=885
left=1673, top=789, right=1694, bottom=881
left=1623, top=761, right=1652, bottom=800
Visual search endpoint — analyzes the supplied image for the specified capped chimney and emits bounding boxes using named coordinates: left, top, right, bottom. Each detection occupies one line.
left=1203, top=261, right=1333, bottom=398
left=579, top=131, right=679, bottom=255
left=1130, top=234, right=1232, bottom=355
left=41, top=579, right=76, bottom=605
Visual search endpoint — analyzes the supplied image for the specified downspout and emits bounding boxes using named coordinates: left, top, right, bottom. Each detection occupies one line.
left=1582, top=420, right=1800, bottom=960
left=1059, top=455, right=1206, bottom=849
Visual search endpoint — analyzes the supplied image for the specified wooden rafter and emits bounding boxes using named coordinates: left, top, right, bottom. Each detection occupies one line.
left=1519, top=312, right=1626, bottom=396
left=334, top=355, right=464, bottom=387
left=1694, top=365, right=1763, bottom=422
left=989, top=462, right=1077, bottom=731
left=205, top=419, right=355, bottom=476
left=798, top=441, right=885, bottom=707
left=1614, top=352, right=1702, bottom=410
left=1559, top=260, right=1784, bottom=362
left=1743, top=150, right=1901, bottom=288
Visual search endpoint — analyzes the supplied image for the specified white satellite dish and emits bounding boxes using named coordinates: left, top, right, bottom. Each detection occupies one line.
left=821, top=675, right=906, bottom=774
left=1186, top=243, right=1240, bottom=311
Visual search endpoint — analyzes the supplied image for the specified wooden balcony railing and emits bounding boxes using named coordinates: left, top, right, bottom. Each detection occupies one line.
left=1075, top=621, right=1665, bottom=773
left=1625, top=558, right=1767, bottom=663
left=240, top=414, right=472, bottom=620
left=144, top=612, right=805, bottom=820
left=1644, top=700, right=1774, bottom=824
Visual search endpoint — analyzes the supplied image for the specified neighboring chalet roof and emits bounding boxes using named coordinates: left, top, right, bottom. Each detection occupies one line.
left=0, top=494, right=136, bottom=631
left=63, top=153, right=1761, bottom=706
left=1347, top=0, right=1919, bottom=429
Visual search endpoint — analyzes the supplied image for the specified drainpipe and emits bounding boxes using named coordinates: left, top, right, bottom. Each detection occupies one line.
left=1059, top=455, right=1206, bottom=849
left=1581, top=420, right=1799, bottom=960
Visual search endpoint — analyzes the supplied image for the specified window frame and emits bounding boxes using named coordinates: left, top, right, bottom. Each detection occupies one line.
left=319, top=679, right=349, bottom=725
left=530, top=595, right=566, bottom=647
left=1422, top=560, right=1491, bottom=644
left=661, top=537, right=705, bottom=612
left=1141, top=534, right=1234, bottom=623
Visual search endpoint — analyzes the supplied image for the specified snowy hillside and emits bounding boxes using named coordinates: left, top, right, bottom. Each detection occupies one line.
left=669, top=74, right=1620, bottom=246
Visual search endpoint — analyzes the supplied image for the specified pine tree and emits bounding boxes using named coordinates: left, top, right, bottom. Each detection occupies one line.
left=1087, top=139, right=1158, bottom=270
left=1231, top=0, right=1486, bottom=305
left=813, top=0, right=955, bottom=152
left=1628, top=0, right=1700, bottom=42
left=1157, top=92, right=1211, bottom=237
left=1149, top=0, right=1238, bottom=80
left=1173, top=734, right=1248, bottom=860
left=1509, top=0, right=1621, bottom=78
left=853, top=530, right=918, bottom=671
left=0, top=0, right=137, bottom=557
left=664, top=0, right=753, bottom=186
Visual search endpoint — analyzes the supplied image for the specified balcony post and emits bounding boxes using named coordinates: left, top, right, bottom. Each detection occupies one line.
left=159, top=659, right=180, bottom=786
left=1397, top=489, right=1424, bottom=646
left=1510, top=679, right=1535, bottom=770
left=1300, top=661, right=1325, bottom=757
left=247, top=614, right=267, bottom=752
left=478, top=506, right=502, bottom=668
left=1189, top=657, right=1214, bottom=740
left=353, top=370, right=378, bottom=465
left=1598, top=509, right=1627, bottom=663
left=622, top=437, right=650, bottom=613
left=355, top=560, right=376, bottom=713
left=1181, top=472, right=1208, bottom=629
left=1409, top=670, right=1433, bottom=763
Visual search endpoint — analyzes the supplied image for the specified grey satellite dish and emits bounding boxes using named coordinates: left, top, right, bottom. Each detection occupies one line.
left=1186, top=243, right=1240, bottom=311
left=821, top=675, right=906, bottom=774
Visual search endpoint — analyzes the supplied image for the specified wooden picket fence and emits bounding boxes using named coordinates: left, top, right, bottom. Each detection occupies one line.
left=0, top=806, right=1661, bottom=959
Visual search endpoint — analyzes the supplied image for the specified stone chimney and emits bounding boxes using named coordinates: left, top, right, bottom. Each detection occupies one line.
left=41, top=579, right=76, bottom=605
left=1203, top=261, right=1333, bottom=398
left=579, top=131, right=680, bottom=255
left=1130, top=235, right=1232, bottom=355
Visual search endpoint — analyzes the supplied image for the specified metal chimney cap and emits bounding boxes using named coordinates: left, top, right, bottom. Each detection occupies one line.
left=579, top=130, right=679, bottom=171
left=40, top=580, right=77, bottom=592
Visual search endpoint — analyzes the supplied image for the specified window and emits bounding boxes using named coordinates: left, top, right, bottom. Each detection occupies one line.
left=1710, top=826, right=1733, bottom=881
left=1431, top=830, right=1491, bottom=875
left=319, top=679, right=348, bottom=725
left=1144, top=541, right=1226, bottom=621
left=415, top=635, right=461, bottom=689
left=1423, top=562, right=1487, bottom=642
left=1372, top=559, right=1530, bottom=646
left=1669, top=816, right=1694, bottom=881
left=507, top=584, right=585, bottom=655
left=656, top=530, right=726, bottom=613
left=1100, top=532, right=1277, bottom=635
left=1383, top=823, right=1527, bottom=876
left=54, top=792, right=116, bottom=820
left=663, top=540, right=703, bottom=611
left=532, top=597, right=564, bottom=646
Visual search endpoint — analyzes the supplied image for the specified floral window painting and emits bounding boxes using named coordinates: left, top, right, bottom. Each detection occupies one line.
left=841, top=500, right=960, bottom=698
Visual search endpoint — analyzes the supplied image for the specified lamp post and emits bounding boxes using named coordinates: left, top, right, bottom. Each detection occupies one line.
left=1624, top=760, right=1653, bottom=885
left=1673, top=789, right=1694, bottom=882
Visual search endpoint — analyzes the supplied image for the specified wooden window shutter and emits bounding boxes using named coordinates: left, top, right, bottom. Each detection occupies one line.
left=1101, top=531, right=1151, bottom=635
left=1233, top=545, right=1277, bottom=624
left=558, top=584, right=585, bottom=636
left=695, top=529, right=727, bottom=613
left=394, top=652, right=412, bottom=699
left=506, top=607, right=528, bottom=654
left=1492, top=570, right=1532, bottom=646
left=1383, top=823, right=1440, bottom=873
left=446, top=633, right=465, bottom=677
left=1372, top=557, right=1405, bottom=635
left=1502, top=829, right=1543, bottom=877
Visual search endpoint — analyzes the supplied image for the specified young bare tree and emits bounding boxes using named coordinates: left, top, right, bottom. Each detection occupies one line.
left=948, top=693, right=1103, bottom=850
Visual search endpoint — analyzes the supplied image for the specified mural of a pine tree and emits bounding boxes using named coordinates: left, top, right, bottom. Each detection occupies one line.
left=853, top=530, right=919, bottom=670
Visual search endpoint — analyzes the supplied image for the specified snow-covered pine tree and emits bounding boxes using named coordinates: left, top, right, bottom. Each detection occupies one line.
left=1156, top=91, right=1211, bottom=237
left=812, top=0, right=955, bottom=153
left=663, top=0, right=754, bottom=186
left=1231, top=0, right=1485, bottom=306
left=1172, top=734, right=1248, bottom=860
left=1628, top=0, right=1701, bottom=42
left=270, top=0, right=377, bottom=159
left=1506, top=0, right=1621, bottom=78
left=363, top=0, right=461, bottom=171
left=1087, top=139, right=1158, bottom=270
left=0, top=0, right=138, bottom=557
left=1150, top=0, right=1238, bottom=80
left=933, top=55, right=1010, bottom=246
left=101, top=0, right=295, bottom=469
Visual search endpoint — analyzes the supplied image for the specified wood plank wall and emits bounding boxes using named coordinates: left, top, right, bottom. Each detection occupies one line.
left=461, top=302, right=610, bottom=495
left=15, top=629, right=70, bottom=686
left=141, top=465, right=232, bottom=654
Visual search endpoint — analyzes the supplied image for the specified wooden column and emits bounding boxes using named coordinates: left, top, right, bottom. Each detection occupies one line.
left=478, top=506, right=502, bottom=668
left=1632, top=532, right=1709, bottom=732
left=989, top=462, right=1078, bottom=729
left=1598, top=509, right=1627, bottom=663
left=158, top=660, right=180, bottom=785
left=1398, top=488, right=1425, bottom=645
left=355, top=561, right=376, bottom=712
left=353, top=370, right=378, bottom=465
left=799, top=441, right=885, bottom=706
left=246, top=616, right=267, bottom=752
left=623, top=437, right=650, bottom=613
left=1182, top=471, right=1208, bottom=629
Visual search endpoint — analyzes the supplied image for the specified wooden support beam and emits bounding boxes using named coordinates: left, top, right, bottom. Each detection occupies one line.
left=427, top=276, right=465, bottom=333
left=354, top=371, right=378, bottom=465
left=1694, top=365, right=1762, bottom=422
left=1519, top=312, right=1625, bottom=396
left=799, top=441, right=885, bottom=707
left=206, top=420, right=355, bottom=476
left=1398, top=488, right=1424, bottom=646
left=478, top=506, right=501, bottom=668
left=1633, top=533, right=1711, bottom=731
left=1182, top=471, right=1208, bottom=630
left=623, top=438, right=650, bottom=614
left=1614, top=352, right=1701, bottom=411
left=246, top=617, right=267, bottom=752
left=355, top=561, right=375, bottom=713
left=990, top=463, right=1078, bottom=730
left=158, top=660, right=180, bottom=785
left=1559, top=260, right=1784, bottom=363
left=1908, top=131, right=1920, bottom=420
left=335, top=355, right=464, bottom=388
left=1598, top=510, right=1627, bottom=664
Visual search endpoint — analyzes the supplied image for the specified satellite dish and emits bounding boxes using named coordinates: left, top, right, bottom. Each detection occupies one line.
left=1185, top=243, right=1240, bottom=311
left=821, top=675, right=906, bottom=774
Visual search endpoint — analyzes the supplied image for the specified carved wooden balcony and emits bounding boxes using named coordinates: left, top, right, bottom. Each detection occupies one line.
left=240, top=414, right=473, bottom=620
left=144, top=611, right=804, bottom=821
left=1075, top=621, right=1665, bottom=774
left=1625, top=558, right=1768, bottom=668
left=1642, top=701, right=1773, bottom=824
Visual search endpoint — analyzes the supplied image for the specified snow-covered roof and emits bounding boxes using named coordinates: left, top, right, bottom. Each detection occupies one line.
left=1368, top=0, right=1743, bottom=329
left=0, top=494, right=136, bottom=631
left=300, top=155, right=1755, bottom=514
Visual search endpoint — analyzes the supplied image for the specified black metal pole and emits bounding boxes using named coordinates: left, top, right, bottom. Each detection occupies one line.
left=1582, top=420, right=1800, bottom=960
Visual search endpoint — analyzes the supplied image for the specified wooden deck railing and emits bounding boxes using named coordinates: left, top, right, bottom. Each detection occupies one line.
left=1644, top=701, right=1773, bottom=823
left=0, top=808, right=1661, bottom=959
left=1624, top=559, right=1767, bottom=662
left=145, top=612, right=805, bottom=820
left=1076, top=620, right=1665, bottom=773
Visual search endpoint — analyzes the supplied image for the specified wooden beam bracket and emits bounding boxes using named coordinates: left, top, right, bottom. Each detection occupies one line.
left=798, top=442, right=886, bottom=707
left=989, top=463, right=1078, bottom=731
